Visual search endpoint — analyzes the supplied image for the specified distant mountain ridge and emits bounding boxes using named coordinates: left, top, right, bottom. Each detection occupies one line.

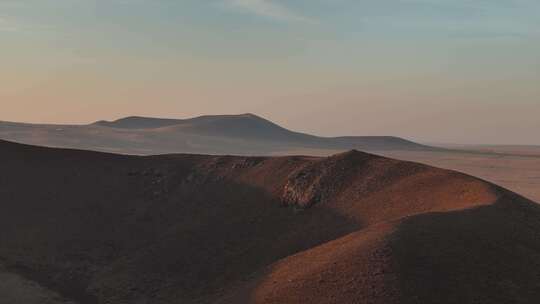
left=93, top=113, right=312, bottom=141
left=93, top=116, right=187, bottom=129
left=0, top=113, right=436, bottom=155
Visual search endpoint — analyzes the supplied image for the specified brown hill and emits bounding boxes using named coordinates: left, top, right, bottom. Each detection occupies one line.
left=0, top=139, right=539, bottom=303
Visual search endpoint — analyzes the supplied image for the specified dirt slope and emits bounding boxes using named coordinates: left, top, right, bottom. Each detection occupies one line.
left=0, top=140, right=538, bottom=304
left=0, top=264, right=76, bottom=304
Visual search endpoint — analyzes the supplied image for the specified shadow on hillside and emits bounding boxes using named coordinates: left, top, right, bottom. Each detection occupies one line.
left=390, top=191, right=540, bottom=303
left=0, top=171, right=361, bottom=304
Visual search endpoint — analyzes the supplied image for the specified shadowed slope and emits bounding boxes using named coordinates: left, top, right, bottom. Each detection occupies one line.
left=391, top=192, right=540, bottom=303
left=0, top=140, right=538, bottom=304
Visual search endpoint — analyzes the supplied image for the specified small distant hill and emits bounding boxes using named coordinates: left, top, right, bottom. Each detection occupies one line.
left=0, top=113, right=435, bottom=155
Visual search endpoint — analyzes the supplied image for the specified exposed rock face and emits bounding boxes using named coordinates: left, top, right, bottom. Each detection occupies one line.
left=282, top=150, right=368, bottom=208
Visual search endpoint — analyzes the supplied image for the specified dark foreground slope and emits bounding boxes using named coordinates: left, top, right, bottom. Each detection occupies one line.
left=0, top=114, right=433, bottom=155
left=0, top=140, right=539, bottom=304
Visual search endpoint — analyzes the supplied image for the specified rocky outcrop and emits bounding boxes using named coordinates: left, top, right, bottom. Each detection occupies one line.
left=282, top=150, right=369, bottom=208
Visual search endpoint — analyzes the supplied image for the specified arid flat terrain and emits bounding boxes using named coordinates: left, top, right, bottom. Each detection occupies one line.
left=378, top=149, right=540, bottom=203
left=1, top=139, right=540, bottom=303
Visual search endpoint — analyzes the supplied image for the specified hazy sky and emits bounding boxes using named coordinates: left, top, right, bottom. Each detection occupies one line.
left=1, top=0, right=539, bottom=144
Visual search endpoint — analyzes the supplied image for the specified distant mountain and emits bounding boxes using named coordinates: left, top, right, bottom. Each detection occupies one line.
left=0, top=114, right=436, bottom=155
left=93, top=116, right=186, bottom=129
left=93, top=113, right=312, bottom=142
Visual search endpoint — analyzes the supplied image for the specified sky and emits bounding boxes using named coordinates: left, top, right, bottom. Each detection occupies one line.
left=1, top=0, right=539, bottom=145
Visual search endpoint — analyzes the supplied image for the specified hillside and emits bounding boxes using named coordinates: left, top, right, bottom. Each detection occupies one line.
left=0, top=139, right=539, bottom=303
left=0, top=114, right=433, bottom=155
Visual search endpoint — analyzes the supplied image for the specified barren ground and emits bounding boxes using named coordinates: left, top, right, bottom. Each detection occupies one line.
left=378, top=149, right=540, bottom=203
left=0, top=265, right=76, bottom=304
left=2, top=140, right=540, bottom=303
